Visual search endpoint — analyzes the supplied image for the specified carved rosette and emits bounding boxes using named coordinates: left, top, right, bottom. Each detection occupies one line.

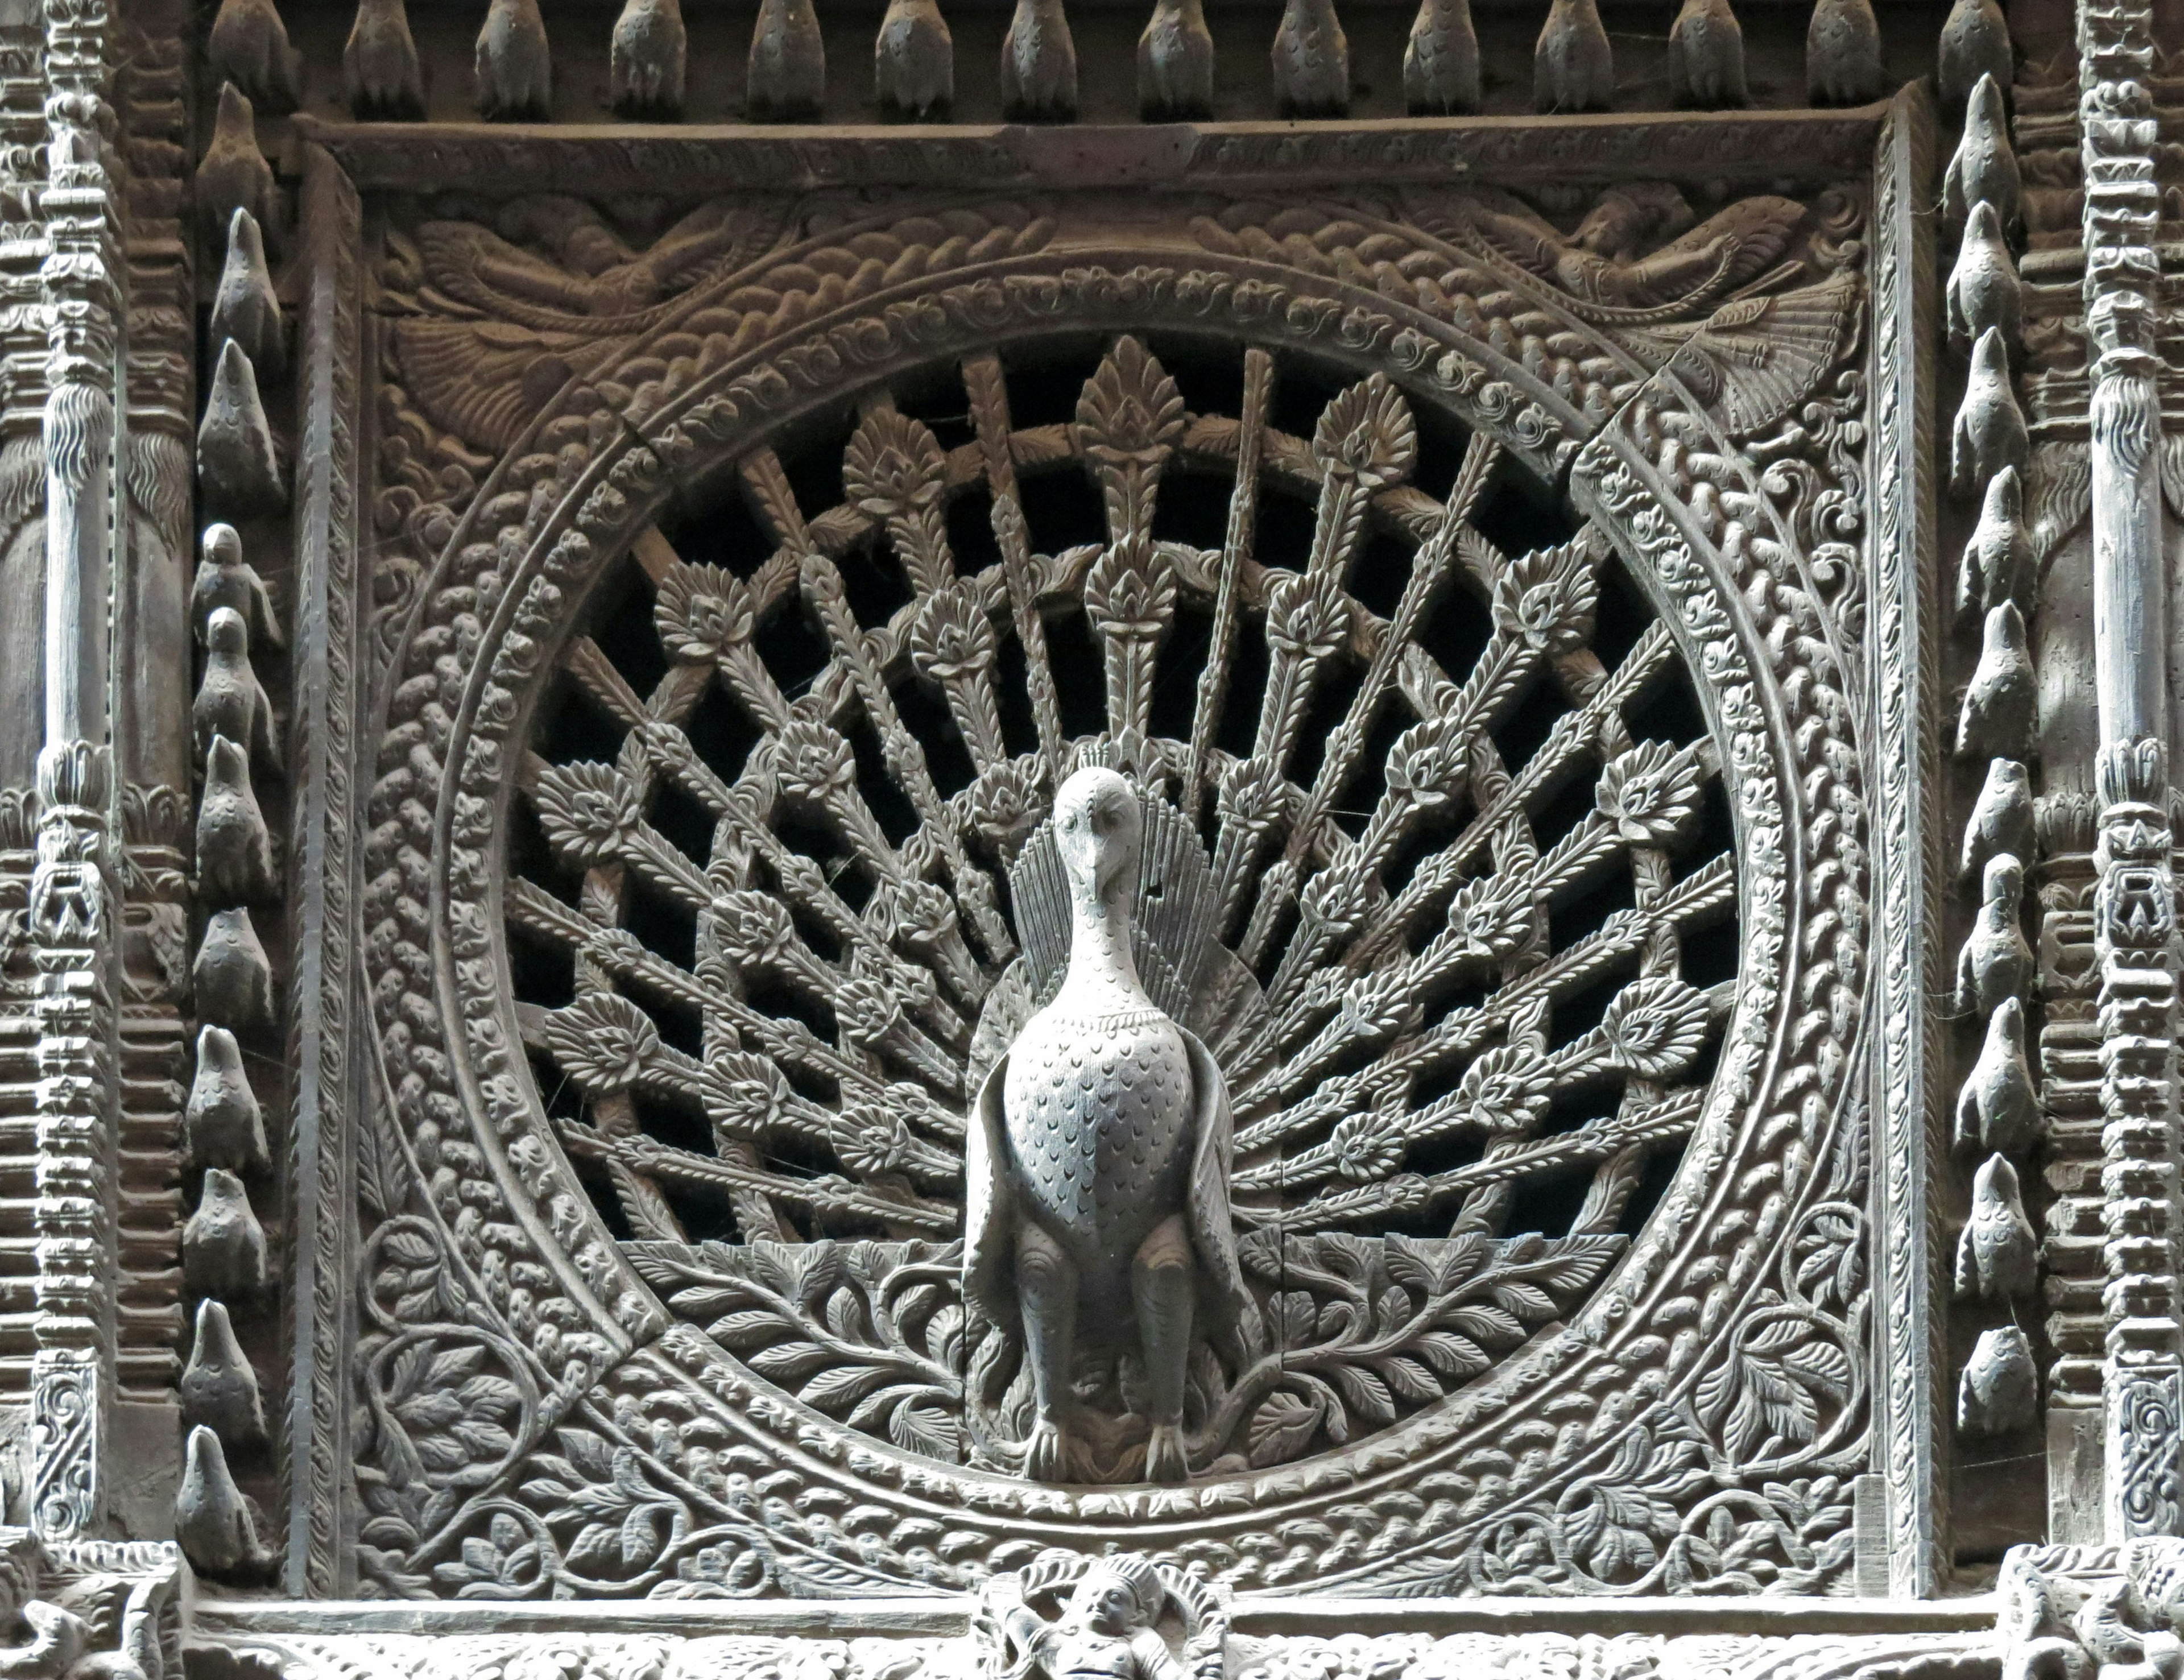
left=353, top=179, right=1876, bottom=1599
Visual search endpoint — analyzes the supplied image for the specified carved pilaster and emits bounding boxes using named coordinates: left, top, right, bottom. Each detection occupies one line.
left=2078, top=0, right=2180, bottom=1542
left=28, top=0, right=124, bottom=1544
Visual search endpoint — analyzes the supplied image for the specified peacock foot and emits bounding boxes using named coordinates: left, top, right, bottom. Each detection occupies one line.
left=1144, top=1422, right=1188, bottom=1483
left=1023, top=1416, right=1069, bottom=1483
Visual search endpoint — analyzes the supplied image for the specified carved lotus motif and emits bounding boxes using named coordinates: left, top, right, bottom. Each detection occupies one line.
left=1083, top=543, right=1178, bottom=639
left=833, top=1101, right=918, bottom=1178
left=1264, top=570, right=1351, bottom=659
left=708, top=890, right=796, bottom=969
left=1600, top=975, right=1712, bottom=1078
left=834, top=973, right=904, bottom=1048
left=1313, top=371, right=1417, bottom=488
left=539, top=993, right=659, bottom=1096
left=1445, top=878, right=1536, bottom=961
left=533, top=762, right=641, bottom=863
left=1387, top=715, right=1470, bottom=811
left=654, top=561, right=754, bottom=665
left=769, top=720, right=857, bottom=806
left=910, top=585, right=996, bottom=684
left=1217, top=756, right=1289, bottom=831
left=1331, top=1099, right=1410, bottom=1181
left=698, top=1052, right=787, bottom=1142
left=1492, top=543, right=1599, bottom=653
left=842, top=408, right=946, bottom=515
left=1596, top=740, right=1706, bottom=845
left=1074, top=334, right=1187, bottom=467
left=968, top=758, right=1045, bottom=851
left=868, top=876, right=959, bottom=947
left=1448, top=1044, right=1554, bottom=1135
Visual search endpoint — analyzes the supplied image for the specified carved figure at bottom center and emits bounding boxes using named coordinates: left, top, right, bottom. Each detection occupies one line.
left=966, top=767, right=1247, bottom=1483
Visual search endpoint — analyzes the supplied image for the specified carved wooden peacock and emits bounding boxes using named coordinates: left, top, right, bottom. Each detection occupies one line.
left=514, top=335, right=1733, bottom=1476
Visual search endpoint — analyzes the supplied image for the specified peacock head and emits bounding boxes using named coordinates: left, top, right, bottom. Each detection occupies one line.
left=1054, top=766, right=1141, bottom=908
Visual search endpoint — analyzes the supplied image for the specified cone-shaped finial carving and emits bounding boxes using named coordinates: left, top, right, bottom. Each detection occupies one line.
left=1534, top=0, right=1612, bottom=111
left=1404, top=0, right=1479, bottom=114
left=1272, top=0, right=1349, bottom=116
left=196, top=736, right=274, bottom=907
left=476, top=0, right=552, bottom=120
left=1960, top=756, right=2032, bottom=885
left=1957, top=465, right=2032, bottom=620
left=194, top=907, right=275, bottom=1036
left=1668, top=0, right=1745, bottom=107
left=178, top=1425, right=271, bottom=1579
left=182, top=1299, right=267, bottom=1445
left=1957, top=602, right=2036, bottom=761
left=1943, top=73, right=2020, bottom=230
left=193, top=523, right=285, bottom=650
left=749, top=0, right=826, bottom=120
left=1806, top=0, right=1882, bottom=105
left=197, top=84, right=275, bottom=247
left=197, top=341, right=287, bottom=517
left=187, top=1024, right=270, bottom=1173
left=1140, top=0, right=1214, bottom=121
left=1948, top=201, right=2021, bottom=356
left=613, top=0, right=687, bottom=118
left=1956, top=852, right=2031, bottom=1016
left=878, top=0, right=954, bottom=120
left=346, top=0, right=425, bottom=119
left=184, top=1167, right=269, bottom=1301
left=1000, top=0, right=1077, bottom=121
left=1955, top=995, right=2039, bottom=1155
left=1959, top=1325, right=2037, bottom=1436
left=210, top=0, right=304, bottom=114
left=212, top=209, right=284, bottom=380
left=1951, top=326, right=2028, bottom=498
left=1937, top=0, right=2011, bottom=117
left=1955, top=1153, right=2037, bottom=1300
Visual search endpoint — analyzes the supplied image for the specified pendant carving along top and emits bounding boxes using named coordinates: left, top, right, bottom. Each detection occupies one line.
left=357, top=177, right=1873, bottom=1598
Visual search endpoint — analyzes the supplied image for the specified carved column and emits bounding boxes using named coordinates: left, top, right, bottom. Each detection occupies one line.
left=27, top=0, right=123, bottom=1542
left=2079, top=0, right=2182, bottom=1540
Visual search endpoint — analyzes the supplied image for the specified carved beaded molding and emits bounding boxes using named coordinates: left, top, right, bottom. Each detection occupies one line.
left=342, top=122, right=1885, bottom=1602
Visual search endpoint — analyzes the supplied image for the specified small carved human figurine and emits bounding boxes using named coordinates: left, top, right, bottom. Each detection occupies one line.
left=966, top=767, right=1247, bottom=1483
left=990, top=1557, right=1185, bottom=1680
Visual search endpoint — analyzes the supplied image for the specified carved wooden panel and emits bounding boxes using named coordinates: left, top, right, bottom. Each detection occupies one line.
left=344, top=151, right=1880, bottom=1599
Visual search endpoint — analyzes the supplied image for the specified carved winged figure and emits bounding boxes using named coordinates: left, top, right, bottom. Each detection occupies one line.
left=1445, top=183, right=1807, bottom=313
left=387, top=195, right=781, bottom=451
left=966, top=767, right=1247, bottom=1484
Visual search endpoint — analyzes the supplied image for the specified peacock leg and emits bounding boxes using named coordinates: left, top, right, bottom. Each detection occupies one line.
left=1015, top=1219, right=1078, bottom=1481
left=1132, top=1213, right=1195, bottom=1483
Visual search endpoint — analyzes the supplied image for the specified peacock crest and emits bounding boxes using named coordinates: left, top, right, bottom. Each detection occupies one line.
left=511, top=336, right=1734, bottom=1476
